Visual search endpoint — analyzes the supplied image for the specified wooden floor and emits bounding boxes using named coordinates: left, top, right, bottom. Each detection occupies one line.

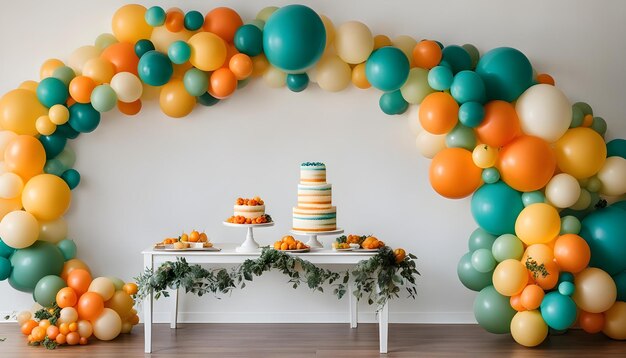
left=0, top=323, right=624, bottom=357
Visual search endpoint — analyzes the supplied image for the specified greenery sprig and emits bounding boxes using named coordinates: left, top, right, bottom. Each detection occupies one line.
left=525, top=256, right=549, bottom=279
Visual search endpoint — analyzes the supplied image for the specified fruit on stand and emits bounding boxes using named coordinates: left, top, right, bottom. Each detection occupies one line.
left=361, top=236, right=385, bottom=249
left=157, top=231, right=213, bottom=249
left=225, top=214, right=272, bottom=224
left=273, top=236, right=309, bottom=250
left=394, top=248, right=406, bottom=263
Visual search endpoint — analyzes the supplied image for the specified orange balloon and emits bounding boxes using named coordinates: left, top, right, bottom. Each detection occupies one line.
left=578, top=310, right=605, bottom=334
left=554, top=127, right=607, bottom=179
left=171, top=62, right=193, bottom=80
left=4, top=135, right=46, bottom=181
left=56, top=287, right=78, bottom=308
left=522, top=244, right=554, bottom=265
left=208, top=68, right=238, bottom=99
left=475, top=100, right=521, bottom=147
left=497, top=135, right=556, bottom=192
left=165, top=8, right=184, bottom=32
left=412, top=40, right=442, bottom=69
left=222, top=43, right=240, bottom=69
left=203, top=7, right=243, bottom=43
left=351, top=63, right=371, bottom=89
left=159, top=80, right=196, bottom=118
left=553, top=234, right=591, bottom=273
left=61, top=259, right=91, bottom=281
left=419, top=92, right=459, bottom=134
left=229, top=53, right=253, bottom=80
left=100, top=42, right=139, bottom=75
left=66, top=268, right=93, bottom=296
left=111, top=4, right=152, bottom=44
left=533, top=260, right=559, bottom=290
left=0, top=89, right=48, bottom=136
left=40, top=58, right=64, bottom=79
left=536, top=73, right=555, bottom=86
left=117, top=99, right=142, bottom=116
left=373, top=34, right=392, bottom=50
left=520, top=284, right=545, bottom=310
left=69, top=76, right=96, bottom=104
left=429, top=148, right=482, bottom=199
left=77, top=292, right=104, bottom=321
left=510, top=294, right=526, bottom=312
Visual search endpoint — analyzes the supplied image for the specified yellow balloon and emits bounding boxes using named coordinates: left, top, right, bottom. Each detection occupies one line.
left=0, top=89, right=48, bottom=136
left=335, top=21, right=374, bottom=64
left=555, top=127, right=607, bottom=179
left=263, top=66, right=286, bottom=88
left=159, top=80, right=196, bottom=118
left=40, top=58, right=64, bottom=79
left=150, top=26, right=193, bottom=53
left=77, top=320, right=93, bottom=339
left=573, top=267, right=617, bottom=313
left=315, top=55, right=351, bottom=92
left=141, top=83, right=161, bottom=101
left=38, top=217, right=68, bottom=244
left=320, top=15, right=335, bottom=50
left=82, top=58, right=115, bottom=85
left=48, top=104, right=70, bottom=125
left=472, top=144, right=499, bottom=169
left=510, top=310, right=548, bottom=347
left=492, top=259, right=529, bottom=296
left=603, top=301, right=626, bottom=340
left=21, top=174, right=71, bottom=221
left=0, top=210, right=39, bottom=249
left=188, top=32, right=227, bottom=72
left=104, top=290, right=134, bottom=319
left=35, top=115, right=56, bottom=136
left=251, top=54, right=270, bottom=77
left=515, top=203, right=560, bottom=245
left=89, top=277, right=116, bottom=301
left=19, top=80, right=39, bottom=93
left=111, top=4, right=153, bottom=44
left=68, top=45, right=102, bottom=75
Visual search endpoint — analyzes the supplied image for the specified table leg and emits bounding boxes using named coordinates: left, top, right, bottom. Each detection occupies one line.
left=143, top=254, right=154, bottom=353
left=349, top=281, right=357, bottom=328
left=170, top=287, right=179, bottom=329
left=378, top=301, right=389, bottom=354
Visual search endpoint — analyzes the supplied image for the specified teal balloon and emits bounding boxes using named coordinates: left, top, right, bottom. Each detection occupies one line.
left=475, top=47, right=533, bottom=102
left=57, top=239, right=76, bottom=260
left=51, top=66, right=76, bottom=86
left=90, top=84, right=118, bottom=112
left=473, top=285, right=516, bottom=334
left=614, top=271, right=626, bottom=301
left=612, top=200, right=626, bottom=211
left=69, top=103, right=100, bottom=133
left=134, top=39, right=155, bottom=58
left=573, top=101, right=593, bottom=116
left=558, top=272, right=575, bottom=284
left=0, top=257, right=11, bottom=280
left=36, top=77, right=68, bottom=107
left=145, top=6, right=166, bottom=27
left=427, top=65, right=453, bottom=91
left=450, top=70, right=486, bottom=104
left=44, top=159, right=66, bottom=176
left=168, top=41, right=191, bottom=65
left=457, top=252, right=492, bottom=291
left=558, top=281, right=575, bottom=296
left=138, top=50, right=173, bottom=86
left=263, top=5, right=326, bottom=73
left=468, top=228, right=497, bottom=252
left=471, top=181, right=524, bottom=235
left=492, top=234, right=524, bottom=261
left=446, top=123, right=476, bottom=150
left=379, top=90, right=408, bottom=115
left=570, top=106, right=584, bottom=128
left=471, top=248, right=496, bottom=273
left=482, top=167, right=500, bottom=184
left=234, top=24, right=264, bottom=57
left=462, top=43, right=480, bottom=68
left=56, top=147, right=76, bottom=170
left=39, top=134, right=66, bottom=159
left=197, top=92, right=220, bottom=106
left=540, top=292, right=577, bottom=330
left=286, top=73, right=309, bottom=92
left=9, top=241, right=64, bottom=293
left=61, top=169, right=80, bottom=190
left=55, top=122, right=80, bottom=140
left=606, top=139, right=626, bottom=159
left=184, top=10, right=204, bottom=31
left=33, top=275, right=66, bottom=307
left=458, top=101, right=485, bottom=128
left=183, top=68, right=209, bottom=97
left=237, top=78, right=251, bottom=89
left=365, top=47, right=410, bottom=92
left=560, top=215, right=581, bottom=235
left=579, top=206, right=626, bottom=275
left=442, top=45, right=472, bottom=74
left=107, top=276, right=125, bottom=291
left=0, top=239, right=15, bottom=258
left=522, top=191, right=545, bottom=206
left=591, top=117, right=607, bottom=136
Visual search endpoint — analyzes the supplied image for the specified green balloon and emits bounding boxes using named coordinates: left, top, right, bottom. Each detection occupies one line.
left=560, top=215, right=581, bottom=235
left=138, top=50, right=173, bottom=86
left=492, top=234, right=524, bottom=261
left=183, top=68, right=209, bottom=97
left=591, top=116, right=607, bottom=136
left=95, top=33, right=118, bottom=50
left=44, top=159, right=66, bottom=176
left=471, top=248, right=496, bottom=273
left=522, top=191, right=545, bottom=206
left=457, top=252, right=492, bottom=291
left=482, top=167, right=500, bottom=184
left=462, top=43, right=480, bottom=69
left=237, top=78, right=251, bottom=89
left=197, top=92, right=220, bottom=106
left=107, top=276, right=125, bottom=291
left=57, top=239, right=77, bottom=260
left=573, top=101, right=593, bottom=116
left=468, top=228, right=497, bottom=252
left=614, top=271, right=626, bottom=301
left=56, top=146, right=76, bottom=170
left=61, top=169, right=80, bottom=190
left=586, top=177, right=602, bottom=193
left=446, top=123, right=477, bottom=150
left=37, top=77, right=68, bottom=107
left=51, top=66, right=76, bottom=86
left=570, top=106, right=584, bottom=128
left=473, top=285, right=516, bottom=334
left=9, top=241, right=64, bottom=293
left=91, top=84, right=118, bottom=112
left=379, top=90, right=408, bottom=115
left=69, top=103, right=101, bottom=133
left=34, top=275, right=66, bottom=307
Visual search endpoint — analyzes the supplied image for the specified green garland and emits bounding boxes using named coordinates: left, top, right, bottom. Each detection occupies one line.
left=135, top=247, right=419, bottom=310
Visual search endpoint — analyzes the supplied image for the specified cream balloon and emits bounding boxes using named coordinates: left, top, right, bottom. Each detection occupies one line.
left=262, top=66, right=286, bottom=88
left=415, top=131, right=446, bottom=159
left=510, top=310, right=548, bottom=347
left=545, top=173, right=581, bottom=208
left=110, top=72, right=143, bottom=103
left=16, top=310, right=32, bottom=325
left=121, top=321, right=133, bottom=334
left=400, top=68, right=434, bottom=104
left=320, top=14, right=335, bottom=50
left=597, top=156, right=626, bottom=196
left=515, top=84, right=572, bottom=143
left=0, top=210, right=39, bottom=249
left=89, top=277, right=116, bottom=301
left=315, top=55, right=351, bottom=92
left=0, top=172, right=24, bottom=199
left=392, top=35, right=417, bottom=66
left=405, top=104, right=422, bottom=135
left=335, top=21, right=374, bottom=64
left=92, top=308, right=122, bottom=341
left=68, top=45, right=102, bottom=75
left=38, top=217, right=68, bottom=243
left=77, top=320, right=93, bottom=338
left=150, top=26, right=193, bottom=53
left=603, top=301, right=626, bottom=340
left=0, top=130, right=18, bottom=155
left=58, top=307, right=78, bottom=324
left=573, top=267, right=617, bottom=313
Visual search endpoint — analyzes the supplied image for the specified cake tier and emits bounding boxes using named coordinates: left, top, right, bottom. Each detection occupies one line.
left=234, top=204, right=265, bottom=219
left=297, top=183, right=332, bottom=208
left=292, top=206, right=337, bottom=232
left=300, top=162, right=326, bottom=185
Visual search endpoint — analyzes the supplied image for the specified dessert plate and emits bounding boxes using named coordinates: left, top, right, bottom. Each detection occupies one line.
left=279, top=248, right=310, bottom=253
left=154, top=245, right=220, bottom=252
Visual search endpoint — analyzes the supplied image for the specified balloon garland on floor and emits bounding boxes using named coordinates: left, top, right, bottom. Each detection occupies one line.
left=0, top=3, right=625, bottom=349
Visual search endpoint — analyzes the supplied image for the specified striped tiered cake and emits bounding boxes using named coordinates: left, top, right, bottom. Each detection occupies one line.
left=292, top=162, right=337, bottom=232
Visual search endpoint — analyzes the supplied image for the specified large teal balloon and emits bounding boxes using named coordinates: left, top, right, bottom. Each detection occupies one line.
left=69, top=103, right=100, bottom=133
left=366, top=47, right=410, bottom=92
left=33, top=275, right=66, bottom=307
left=579, top=206, right=626, bottom=275
left=471, top=181, right=524, bottom=235
left=379, top=90, right=408, bottom=115
left=36, top=77, right=69, bottom=108
left=263, top=5, right=326, bottom=73
left=612, top=200, right=626, bottom=212
left=457, top=252, right=492, bottom=291
left=234, top=24, right=264, bottom=57
left=138, top=50, right=173, bottom=86
left=614, top=271, right=626, bottom=301
left=0, top=239, right=15, bottom=258
left=39, top=133, right=66, bottom=159
left=540, top=292, right=577, bottom=330
left=475, top=47, right=533, bottom=102
left=606, top=139, right=626, bottom=159
left=473, top=285, right=516, bottom=334
left=9, top=241, right=64, bottom=293
left=0, top=257, right=11, bottom=280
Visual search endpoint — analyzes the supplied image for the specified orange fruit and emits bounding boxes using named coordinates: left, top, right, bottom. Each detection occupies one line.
left=21, top=320, right=38, bottom=335
left=274, top=242, right=281, bottom=250
left=189, top=231, right=200, bottom=242
left=199, top=232, right=208, bottom=242
left=180, top=233, right=189, bottom=242
left=280, top=242, right=289, bottom=251
left=46, top=325, right=60, bottom=340
left=123, top=282, right=138, bottom=295
left=79, top=336, right=88, bottom=345
left=59, top=322, right=70, bottom=335
left=66, top=332, right=80, bottom=345
left=288, top=243, right=296, bottom=250
left=56, top=333, right=67, bottom=345
left=69, top=322, right=78, bottom=332
left=31, top=326, right=46, bottom=342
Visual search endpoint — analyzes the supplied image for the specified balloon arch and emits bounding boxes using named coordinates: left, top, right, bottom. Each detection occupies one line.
left=1, top=3, right=625, bottom=349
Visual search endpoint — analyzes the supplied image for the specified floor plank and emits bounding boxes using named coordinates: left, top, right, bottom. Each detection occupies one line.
left=0, top=323, right=624, bottom=357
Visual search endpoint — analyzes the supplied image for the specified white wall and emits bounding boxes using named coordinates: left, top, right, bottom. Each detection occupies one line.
left=1, top=0, right=625, bottom=324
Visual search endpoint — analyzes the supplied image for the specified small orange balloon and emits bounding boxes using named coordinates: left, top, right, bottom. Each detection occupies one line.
left=203, top=7, right=243, bottom=43
left=66, top=331, right=80, bottom=346
left=497, top=135, right=556, bottom=192
left=117, top=99, right=142, bottom=116
left=412, top=40, right=442, bottom=69
left=209, top=68, right=238, bottom=99
left=475, top=100, right=521, bottom=147
left=522, top=244, right=554, bottom=266
left=536, top=73, right=555, bottom=86
left=578, top=310, right=605, bottom=334
left=582, top=114, right=594, bottom=127
left=419, top=92, right=459, bottom=135
left=4, top=135, right=46, bottom=181
left=61, top=259, right=91, bottom=281
left=351, top=63, right=371, bottom=89
left=553, top=234, right=591, bottom=274
left=429, top=148, right=483, bottom=199
left=229, top=53, right=253, bottom=80
left=520, top=284, right=545, bottom=310
left=69, top=76, right=96, bottom=104
left=40, top=59, right=64, bottom=79
left=77, top=292, right=104, bottom=321
left=373, top=35, right=392, bottom=50
left=165, top=8, right=184, bottom=32
left=510, top=294, right=526, bottom=312
left=122, top=282, right=138, bottom=295
left=56, top=287, right=78, bottom=308
left=100, top=42, right=139, bottom=75
left=66, top=268, right=92, bottom=296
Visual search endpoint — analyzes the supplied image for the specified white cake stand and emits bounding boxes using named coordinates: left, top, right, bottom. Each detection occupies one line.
left=223, top=222, right=274, bottom=253
left=290, top=228, right=344, bottom=248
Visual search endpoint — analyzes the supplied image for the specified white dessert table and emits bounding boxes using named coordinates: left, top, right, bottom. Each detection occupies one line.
left=142, top=243, right=389, bottom=354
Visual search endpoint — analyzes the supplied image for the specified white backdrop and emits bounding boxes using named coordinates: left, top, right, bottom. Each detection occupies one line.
left=0, top=0, right=625, bottom=324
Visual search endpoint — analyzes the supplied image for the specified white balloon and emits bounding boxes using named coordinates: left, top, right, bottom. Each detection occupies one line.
left=401, top=68, right=434, bottom=104
left=0, top=130, right=18, bottom=155
left=38, top=217, right=68, bottom=243
left=415, top=131, right=446, bottom=159
left=110, top=72, right=143, bottom=103
left=68, top=45, right=101, bottom=75
left=93, top=308, right=122, bottom=341
left=545, top=173, right=581, bottom=208
left=0, top=172, right=24, bottom=199
left=58, top=307, right=78, bottom=324
left=0, top=210, right=39, bottom=249
left=516, top=84, right=572, bottom=143
left=406, top=104, right=422, bottom=135
left=597, top=156, right=626, bottom=196
left=335, top=21, right=374, bottom=64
